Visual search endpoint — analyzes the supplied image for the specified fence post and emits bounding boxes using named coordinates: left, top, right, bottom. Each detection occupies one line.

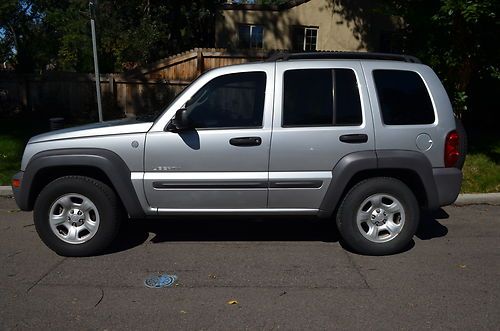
left=109, top=74, right=115, bottom=96
left=196, top=49, right=204, bottom=77
left=17, top=74, right=33, bottom=112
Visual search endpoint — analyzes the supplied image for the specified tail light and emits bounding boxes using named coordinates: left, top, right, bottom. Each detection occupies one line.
left=445, top=130, right=460, bottom=167
left=11, top=178, right=21, bottom=188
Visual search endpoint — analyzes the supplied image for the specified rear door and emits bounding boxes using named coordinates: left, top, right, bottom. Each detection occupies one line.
left=362, top=61, right=447, bottom=167
left=268, top=60, right=374, bottom=209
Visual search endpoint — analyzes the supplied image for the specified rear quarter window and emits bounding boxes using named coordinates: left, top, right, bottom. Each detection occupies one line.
left=373, top=70, right=435, bottom=125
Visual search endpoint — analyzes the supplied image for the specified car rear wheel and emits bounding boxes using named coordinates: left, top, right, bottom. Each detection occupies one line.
left=336, top=177, right=419, bottom=255
left=34, top=176, right=121, bottom=257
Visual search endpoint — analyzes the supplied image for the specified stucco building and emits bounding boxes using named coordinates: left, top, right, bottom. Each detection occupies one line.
left=215, top=0, right=400, bottom=52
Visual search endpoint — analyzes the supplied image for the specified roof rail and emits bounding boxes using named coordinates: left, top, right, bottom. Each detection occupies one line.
left=265, top=51, right=421, bottom=63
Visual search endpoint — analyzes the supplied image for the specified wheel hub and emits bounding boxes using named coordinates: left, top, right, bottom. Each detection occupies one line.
left=356, top=193, right=406, bottom=244
left=49, top=193, right=100, bottom=245
left=370, top=208, right=387, bottom=226
left=68, top=208, right=85, bottom=227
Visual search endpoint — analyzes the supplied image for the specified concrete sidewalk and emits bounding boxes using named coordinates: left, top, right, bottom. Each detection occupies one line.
left=1, top=185, right=499, bottom=205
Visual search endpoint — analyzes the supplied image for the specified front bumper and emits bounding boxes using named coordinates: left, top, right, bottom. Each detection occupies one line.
left=433, top=167, right=462, bottom=207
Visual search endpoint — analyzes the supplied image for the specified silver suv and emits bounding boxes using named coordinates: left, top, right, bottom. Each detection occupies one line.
left=11, top=52, right=465, bottom=256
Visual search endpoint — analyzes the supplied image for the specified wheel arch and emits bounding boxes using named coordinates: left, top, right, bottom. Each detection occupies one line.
left=318, top=150, right=439, bottom=217
left=18, top=148, right=145, bottom=218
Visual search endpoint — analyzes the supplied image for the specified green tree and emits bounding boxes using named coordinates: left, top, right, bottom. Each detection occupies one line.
left=0, top=0, right=58, bottom=72
left=381, top=0, right=500, bottom=116
left=0, top=0, right=221, bottom=73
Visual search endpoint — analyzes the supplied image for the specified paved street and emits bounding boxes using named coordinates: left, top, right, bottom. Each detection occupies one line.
left=0, top=196, right=499, bottom=330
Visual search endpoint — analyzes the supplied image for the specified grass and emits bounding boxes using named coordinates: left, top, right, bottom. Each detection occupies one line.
left=0, top=117, right=45, bottom=186
left=0, top=117, right=498, bottom=192
left=461, top=132, right=500, bottom=193
left=0, top=135, right=25, bottom=186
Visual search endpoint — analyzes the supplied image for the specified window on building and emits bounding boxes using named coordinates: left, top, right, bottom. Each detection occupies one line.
left=185, top=72, right=266, bottom=129
left=292, top=26, right=318, bottom=51
left=373, top=70, right=435, bottom=125
left=282, top=69, right=362, bottom=127
left=238, top=24, right=264, bottom=49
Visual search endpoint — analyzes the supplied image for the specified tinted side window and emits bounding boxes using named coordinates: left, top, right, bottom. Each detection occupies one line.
left=185, top=72, right=266, bottom=128
left=282, top=69, right=362, bottom=127
left=373, top=70, right=435, bottom=125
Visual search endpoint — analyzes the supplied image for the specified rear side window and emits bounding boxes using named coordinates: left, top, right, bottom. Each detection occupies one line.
left=282, top=68, right=362, bottom=127
left=373, top=70, right=435, bottom=125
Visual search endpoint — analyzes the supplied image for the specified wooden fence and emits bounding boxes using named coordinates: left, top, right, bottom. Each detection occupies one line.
left=0, top=48, right=272, bottom=121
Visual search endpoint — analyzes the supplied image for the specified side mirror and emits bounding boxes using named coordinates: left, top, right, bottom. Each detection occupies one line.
left=167, top=108, right=192, bottom=132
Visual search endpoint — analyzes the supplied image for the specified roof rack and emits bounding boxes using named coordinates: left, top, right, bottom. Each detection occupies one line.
left=265, top=51, right=421, bottom=64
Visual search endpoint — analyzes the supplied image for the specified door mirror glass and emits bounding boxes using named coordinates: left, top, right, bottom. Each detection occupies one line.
left=167, top=108, right=192, bottom=132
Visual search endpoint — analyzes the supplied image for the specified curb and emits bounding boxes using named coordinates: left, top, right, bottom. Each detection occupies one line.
left=454, top=193, right=500, bottom=206
left=0, top=186, right=13, bottom=197
left=1, top=185, right=499, bottom=205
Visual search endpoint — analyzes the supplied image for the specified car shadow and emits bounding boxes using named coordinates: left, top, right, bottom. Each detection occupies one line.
left=103, top=209, right=449, bottom=255
left=103, top=215, right=341, bottom=255
left=416, top=208, right=449, bottom=240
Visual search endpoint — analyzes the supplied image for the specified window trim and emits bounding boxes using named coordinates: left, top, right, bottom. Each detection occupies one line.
left=304, top=27, right=318, bottom=51
left=238, top=24, right=264, bottom=49
left=181, top=71, right=268, bottom=131
left=281, top=68, right=364, bottom=128
left=190, top=125, right=264, bottom=131
left=372, top=69, right=437, bottom=127
left=292, top=26, right=319, bottom=51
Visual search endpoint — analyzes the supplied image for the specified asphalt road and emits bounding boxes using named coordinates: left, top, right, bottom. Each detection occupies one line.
left=0, top=196, right=499, bottom=330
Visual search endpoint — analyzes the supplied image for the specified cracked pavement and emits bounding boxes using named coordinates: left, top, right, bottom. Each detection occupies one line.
left=0, top=196, right=499, bottom=329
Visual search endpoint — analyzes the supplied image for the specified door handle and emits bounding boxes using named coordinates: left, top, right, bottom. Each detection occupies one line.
left=339, top=134, right=368, bottom=144
left=229, top=137, right=262, bottom=147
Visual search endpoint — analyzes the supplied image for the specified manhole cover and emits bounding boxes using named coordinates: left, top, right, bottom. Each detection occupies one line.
left=144, top=274, right=177, bottom=288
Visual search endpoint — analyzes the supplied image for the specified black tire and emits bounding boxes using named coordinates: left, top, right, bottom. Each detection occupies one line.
left=336, top=177, right=419, bottom=255
left=34, top=176, right=121, bottom=257
left=454, top=117, right=467, bottom=169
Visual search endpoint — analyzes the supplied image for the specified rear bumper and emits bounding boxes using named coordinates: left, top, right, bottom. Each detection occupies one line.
left=433, top=168, right=462, bottom=207
left=11, top=171, right=27, bottom=210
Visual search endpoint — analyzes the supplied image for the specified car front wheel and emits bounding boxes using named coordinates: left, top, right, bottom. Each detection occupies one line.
left=34, top=176, right=121, bottom=257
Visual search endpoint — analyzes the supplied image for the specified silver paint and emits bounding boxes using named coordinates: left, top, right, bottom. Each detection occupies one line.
left=20, top=59, right=457, bottom=216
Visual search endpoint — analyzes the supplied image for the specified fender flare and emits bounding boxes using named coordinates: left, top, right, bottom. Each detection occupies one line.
left=318, top=150, right=439, bottom=217
left=18, top=148, right=145, bottom=218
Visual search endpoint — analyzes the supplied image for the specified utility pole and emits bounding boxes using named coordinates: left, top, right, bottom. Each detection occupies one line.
left=89, top=0, right=103, bottom=122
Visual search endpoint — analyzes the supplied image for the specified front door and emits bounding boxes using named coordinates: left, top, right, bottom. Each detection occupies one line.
left=144, top=64, right=275, bottom=211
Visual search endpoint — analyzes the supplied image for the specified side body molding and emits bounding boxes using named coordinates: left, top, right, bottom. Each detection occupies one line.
left=318, top=150, right=439, bottom=217
left=19, top=148, right=145, bottom=218
left=318, top=151, right=377, bottom=217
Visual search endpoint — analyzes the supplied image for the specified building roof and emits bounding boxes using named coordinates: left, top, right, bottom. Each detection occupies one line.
left=221, top=0, right=312, bottom=12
